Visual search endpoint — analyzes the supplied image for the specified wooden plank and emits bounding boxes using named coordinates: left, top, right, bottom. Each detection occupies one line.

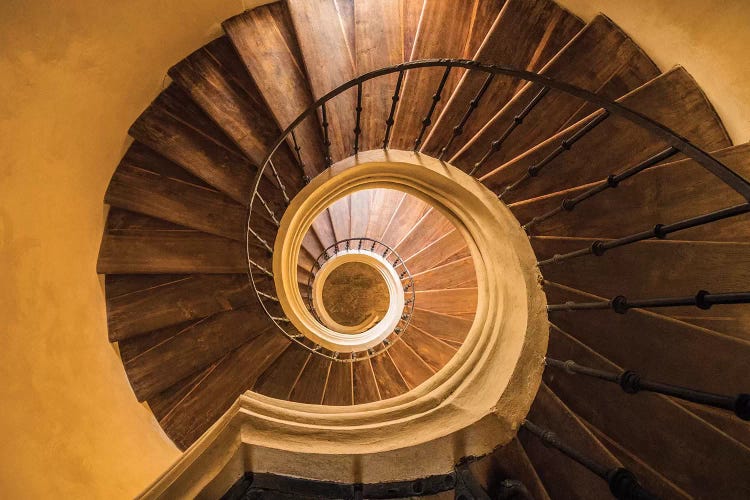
left=148, top=362, right=219, bottom=426
left=519, top=384, right=621, bottom=499
left=482, top=67, right=732, bottom=202
left=289, top=354, right=331, bottom=404
left=537, top=238, right=750, bottom=341
left=409, top=307, right=473, bottom=344
left=223, top=3, right=326, bottom=175
left=327, top=196, right=351, bottom=242
left=452, top=15, right=660, bottom=175
left=155, top=331, right=289, bottom=450
left=353, top=359, right=380, bottom=404
left=386, top=339, right=434, bottom=389
left=545, top=280, right=750, bottom=393
left=402, top=0, right=424, bottom=61
left=414, top=288, right=478, bottom=315
left=107, top=274, right=252, bottom=341
left=370, top=352, right=409, bottom=400
left=511, top=144, right=750, bottom=241
left=545, top=325, right=750, bottom=498
left=124, top=306, right=273, bottom=401
left=411, top=256, right=477, bottom=290
left=401, top=326, right=456, bottom=372
left=104, top=274, right=187, bottom=299
left=394, top=209, right=454, bottom=260
left=404, top=229, right=469, bottom=274
left=322, top=360, right=353, bottom=405
left=251, top=344, right=310, bottom=400
left=287, top=0, right=356, bottom=162
left=380, top=193, right=430, bottom=248
left=365, top=189, right=404, bottom=240
left=348, top=190, right=371, bottom=238
left=423, top=0, right=583, bottom=158
left=354, top=0, right=404, bottom=151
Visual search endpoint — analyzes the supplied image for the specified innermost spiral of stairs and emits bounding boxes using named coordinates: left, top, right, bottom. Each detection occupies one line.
left=97, top=0, right=750, bottom=498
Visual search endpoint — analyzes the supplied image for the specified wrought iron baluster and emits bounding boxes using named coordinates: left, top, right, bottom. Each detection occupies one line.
left=440, top=73, right=494, bottom=161
left=383, top=69, right=405, bottom=149
left=321, top=102, right=332, bottom=166
left=414, top=65, right=453, bottom=151
left=256, top=194, right=280, bottom=228
left=525, top=147, right=679, bottom=232
left=353, top=81, right=363, bottom=154
left=268, top=159, right=291, bottom=205
left=547, top=289, right=750, bottom=313
left=248, top=226, right=273, bottom=254
left=538, top=202, right=750, bottom=265
left=499, top=110, right=610, bottom=200
left=545, top=358, right=750, bottom=421
left=289, top=129, right=308, bottom=184
left=522, top=420, right=657, bottom=499
left=470, top=86, right=550, bottom=176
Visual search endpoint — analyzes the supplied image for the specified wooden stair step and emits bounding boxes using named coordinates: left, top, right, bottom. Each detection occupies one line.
left=327, top=196, right=351, bottom=242
left=386, top=339, right=434, bottom=390
left=124, top=306, right=274, bottom=401
left=484, top=66, right=732, bottom=202
left=390, top=0, right=505, bottom=150
left=423, top=0, right=584, bottom=158
left=394, top=208, right=454, bottom=260
left=379, top=193, right=431, bottom=249
left=353, top=359, right=381, bottom=404
left=348, top=190, right=371, bottom=238
left=404, top=229, right=469, bottom=274
left=545, top=324, right=750, bottom=498
left=97, top=211, right=257, bottom=275
left=365, top=189, right=406, bottom=240
left=104, top=273, right=187, bottom=299
left=289, top=354, right=332, bottom=404
left=322, top=360, right=354, bottom=406
left=413, top=288, right=478, bottom=315
left=287, top=0, right=356, bottom=162
left=370, top=352, right=409, bottom=400
left=402, top=0, right=424, bottom=61
left=537, top=237, right=750, bottom=341
left=411, top=255, right=476, bottom=290
left=511, top=143, right=750, bottom=241
left=401, top=326, right=456, bottom=372
left=106, top=273, right=253, bottom=341
left=152, top=331, right=289, bottom=450
left=409, top=307, right=473, bottom=344
left=545, top=280, right=750, bottom=392
left=223, top=2, right=326, bottom=175
left=468, top=437, right=551, bottom=500
left=519, top=383, right=622, bottom=499
left=453, top=14, right=660, bottom=175
left=168, top=36, right=302, bottom=190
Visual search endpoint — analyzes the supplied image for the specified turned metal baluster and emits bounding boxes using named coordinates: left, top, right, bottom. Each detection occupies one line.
left=321, top=102, right=332, bottom=166
left=525, top=147, right=679, bottom=232
left=499, top=110, right=611, bottom=200
left=547, top=289, right=750, bottom=314
left=248, top=226, right=274, bottom=254
left=383, top=69, right=405, bottom=149
left=289, top=129, right=309, bottom=184
left=256, top=193, right=280, bottom=228
left=439, top=73, right=495, bottom=161
left=522, top=420, right=657, bottom=499
left=353, top=81, right=363, bottom=154
left=545, top=358, right=750, bottom=421
left=268, top=159, right=291, bottom=205
left=414, top=65, right=452, bottom=151
left=538, top=202, right=750, bottom=265
left=470, top=86, right=550, bottom=176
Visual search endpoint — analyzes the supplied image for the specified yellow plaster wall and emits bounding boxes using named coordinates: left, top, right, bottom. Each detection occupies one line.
left=0, top=0, right=748, bottom=498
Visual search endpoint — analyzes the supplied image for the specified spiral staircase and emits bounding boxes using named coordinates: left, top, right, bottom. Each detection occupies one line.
left=96, top=0, right=750, bottom=498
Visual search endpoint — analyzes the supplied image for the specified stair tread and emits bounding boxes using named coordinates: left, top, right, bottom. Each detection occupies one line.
left=401, top=326, right=456, bottom=372
left=394, top=209, right=454, bottom=260
left=484, top=66, right=733, bottom=202
left=365, top=189, right=406, bottom=241
left=409, top=307, right=473, bottom=344
left=412, top=256, right=477, bottom=290
left=322, top=360, right=354, bottom=406
left=423, top=0, right=584, bottom=158
left=413, top=287, right=478, bottom=315
left=289, top=354, right=331, bottom=404
left=352, top=358, right=381, bottom=404
left=404, top=229, right=470, bottom=274
left=370, top=351, right=409, bottom=400
left=453, top=14, right=660, bottom=175
left=380, top=194, right=431, bottom=249
left=386, top=339, right=434, bottom=389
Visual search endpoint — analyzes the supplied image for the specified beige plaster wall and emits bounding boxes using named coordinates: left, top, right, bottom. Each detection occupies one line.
left=0, top=0, right=748, bottom=498
left=557, top=0, right=750, bottom=143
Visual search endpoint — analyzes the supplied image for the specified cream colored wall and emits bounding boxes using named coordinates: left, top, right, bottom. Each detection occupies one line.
left=0, top=0, right=749, bottom=498
left=557, top=0, right=750, bottom=143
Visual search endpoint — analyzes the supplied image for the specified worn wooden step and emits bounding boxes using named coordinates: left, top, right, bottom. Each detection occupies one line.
left=327, top=196, right=351, bottom=242
left=411, top=256, right=477, bottom=290
left=287, top=0, right=356, bottom=162
left=386, top=339, right=434, bottom=390
left=322, top=360, right=354, bottom=406
left=252, top=344, right=310, bottom=400
left=401, top=326, right=457, bottom=372
left=97, top=210, right=258, bottom=274
left=124, top=306, right=275, bottom=401
left=365, top=189, right=407, bottom=240
left=106, top=273, right=253, bottom=341
left=483, top=66, right=732, bottom=203
left=404, top=229, right=470, bottom=274
left=370, top=352, right=409, bottom=400
left=423, top=0, right=583, bottom=158
left=289, top=354, right=332, bottom=404
left=545, top=325, right=750, bottom=498
left=353, top=358, right=381, bottom=404
left=168, top=36, right=302, bottom=191
left=223, top=3, right=326, bottom=176
left=511, top=143, right=750, bottom=241
left=409, top=308, right=473, bottom=345
left=149, top=330, right=289, bottom=450
left=348, top=190, right=371, bottom=238
left=379, top=194, right=431, bottom=249
left=546, top=279, right=750, bottom=398
left=537, top=238, right=750, bottom=341
left=390, top=0, right=505, bottom=151
left=453, top=14, right=660, bottom=176
left=520, top=383, right=622, bottom=499
left=413, top=288, right=478, bottom=315
left=394, top=209, right=454, bottom=260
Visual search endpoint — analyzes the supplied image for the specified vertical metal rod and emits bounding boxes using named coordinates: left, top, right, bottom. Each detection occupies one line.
left=383, top=69, right=405, bottom=149
left=290, top=129, right=307, bottom=183
left=440, top=73, right=494, bottom=161
left=268, top=160, right=290, bottom=205
left=353, top=81, right=363, bottom=154
left=414, top=65, right=452, bottom=151
left=321, top=102, right=332, bottom=166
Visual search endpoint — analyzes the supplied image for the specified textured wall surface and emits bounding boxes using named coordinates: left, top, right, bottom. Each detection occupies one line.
left=0, top=0, right=748, bottom=498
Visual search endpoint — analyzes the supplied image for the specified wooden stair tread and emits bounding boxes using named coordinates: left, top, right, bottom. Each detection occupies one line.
left=411, top=255, right=477, bottom=290
left=365, top=189, right=404, bottom=240
left=322, top=360, right=354, bottom=406
left=413, top=287, right=478, bottom=315
left=453, top=14, right=660, bottom=175
left=394, top=209, right=454, bottom=260
left=401, top=326, right=456, bottom=372
left=386, top=339, right=434, bottom=389
left=380, top=193, right=431, bottom=249
left=484, top=66, right=733, bottom=202
left=289, top=354, right=332, bottom=404
left=352, top=359, right=381, bottom=404
left=370, top=352, right=409, bottom=400
left=423, top=0, right=584, bottom=158
left=327, top=196, right=351, bottom=242
left=404, top=229, right=470, bottom=274
left=348, top=190, right=371, bottom=238
left=409, top=307, right=473, bottom=344
left=252, top=344, right=310, bottom=401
